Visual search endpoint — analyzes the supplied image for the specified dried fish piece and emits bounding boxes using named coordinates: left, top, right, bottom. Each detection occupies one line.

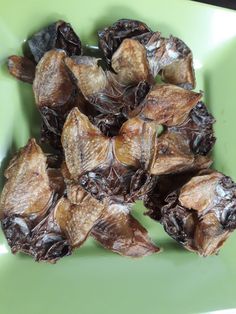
left=111, top=39, right=151, bottom=85
left=0, top=139, right=53, bottom=256
left=114, top=117, right=158, bottom=169
left=149, top=132, right=194, bottom=175
left=0, top=138, right=109, bottom=262
left=169, top=101, right=216, bottom=155
left=145, top=33, right=193, bottom=80
left=62, top=106, right=209, bottom=181
left=161, top=53, right=195, bottom=90
left=61, top=107, right=111, bottom=179
left=8, top=55, right=36, bottom=83
left=28, top=20, right=82, bottom=63
left=98, top=19, right=152, bottom=64
left=91, top=202, right=159, bottom=257
left=3, top=192, right=106, bottom=263
left=140, top=84, right=202, bottom=126
left=33, top=49, right=82, bottom=149
left=65, top=56, right=126, bottom=114
left=146, top=170, right=236, bottom=256
left=33, top=50, right=75, bottom=109
left=51, top=190, right=106, bottom=248
left=149, top=131, right=212, bottom=175
left=65, top=56, right=108, bottom=99
left=0, top=139, right=53, bottom=218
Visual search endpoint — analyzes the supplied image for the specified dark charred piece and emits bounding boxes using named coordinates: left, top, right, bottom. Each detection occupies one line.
left=27, top=20, right=82, bottom=63
left=98, top=19, right=152, bottom=64
left=90, top=113, right=126, bottom=137
left=169, top=101, right=216, bottom=155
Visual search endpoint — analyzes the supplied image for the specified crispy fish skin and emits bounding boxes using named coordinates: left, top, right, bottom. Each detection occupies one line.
left=33, top=49, right=74, bottom=109
left=8, top=55, right=36, bottom=84
left=145, top=33, right=192, bottom=79
left=33, top=49, right=82, bottom=149
left=91, top=202, right=160, bottom=257
left=61, top=107, right=111, bottom=179
left=0, top=138, right=53, bottom=218
left=161, top=53, right=195, bottom=90
left=114, top=117, right=158, bottom=169
left=65, top=56, right=107, bottom=98
left=149, top=131, right=212, bottom=176
left=146, top=171, right=236, bottom=256
left=0, top=139, right=108, bottom=262
left=140, top=84, right=202, bottom=126
left=111, top=39, right=151, bottom=85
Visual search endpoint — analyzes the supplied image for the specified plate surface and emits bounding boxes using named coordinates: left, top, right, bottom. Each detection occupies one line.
left=1, top=0, right=236, bottom=313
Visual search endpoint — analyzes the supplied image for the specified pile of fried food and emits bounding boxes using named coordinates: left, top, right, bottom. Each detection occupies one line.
left=1, top=19, right=236, bottom=263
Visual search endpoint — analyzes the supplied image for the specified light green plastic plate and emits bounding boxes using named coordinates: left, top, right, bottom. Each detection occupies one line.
left=1, top=0, right=236, bottom=313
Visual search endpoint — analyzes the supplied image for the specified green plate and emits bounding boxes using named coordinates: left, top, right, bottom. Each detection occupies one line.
left=1, top=0, right=236, bottom=313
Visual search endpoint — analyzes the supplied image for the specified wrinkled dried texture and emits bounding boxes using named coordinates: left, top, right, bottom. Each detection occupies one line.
left=28, top=20, right=82, bottom=63
left=0, top=139, right=107, bottom=262
left=39, top=106, right=67, bottom=149
left=34, top=50, right=75, bottom=109
left=98, top=19, right=152, bottom=64
left=91, top=113, right=126, bottom=137
left=8, top=55, right=36, bottom=83
left=0, top=139, right=52, bottom=218
left=47, top=168, right=66, bottom=197
left=149, top=130, right=212, bottom=176
left=33, top=50, right=83, bottom=149
left=55, top=21, right=82, bottom=56
left=62, top=106, right=209, bottom=182
left=111, top=39, right=151, bottom=85
left=114, top=117, right=158, bottom=169
left=150, top=132, right=194, bottom=175
left=54, top=194, right=106, bottom=247
left=145, top=33, right=191, bottom=78
left=140, top=84, right=202, bottom=126
left=145, top=172, right=194, bottom=220
left=147, top=171, right=236, bottom=256
left=79, top=166, right=156, bottom=204
left=161, top=53, right=195, bottom=90
left=68, top=57, right=126, bottom=114
left=91, top=202, right=159, bottom=257
left=127, top=169, right=157, bottom=203
left=78, top=165, right=130, bottom=201
left=65, top=56, right=126, bottom=115
left=123, top=80, right=151, bottom=117
left=169, top=101, right=216, bottom=155
left=62, top=107, right=110, bottom=179
left=65, top=56, right=107, bottom=98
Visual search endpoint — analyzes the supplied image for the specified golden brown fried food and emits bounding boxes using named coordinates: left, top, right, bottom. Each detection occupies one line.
left=92, top=202, right=159, bottom=257
left=140, top=84, right=202, bottom=126
left=146, top=170, right=236, bottom=256
left=111, top=39, right=151, bottom=85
